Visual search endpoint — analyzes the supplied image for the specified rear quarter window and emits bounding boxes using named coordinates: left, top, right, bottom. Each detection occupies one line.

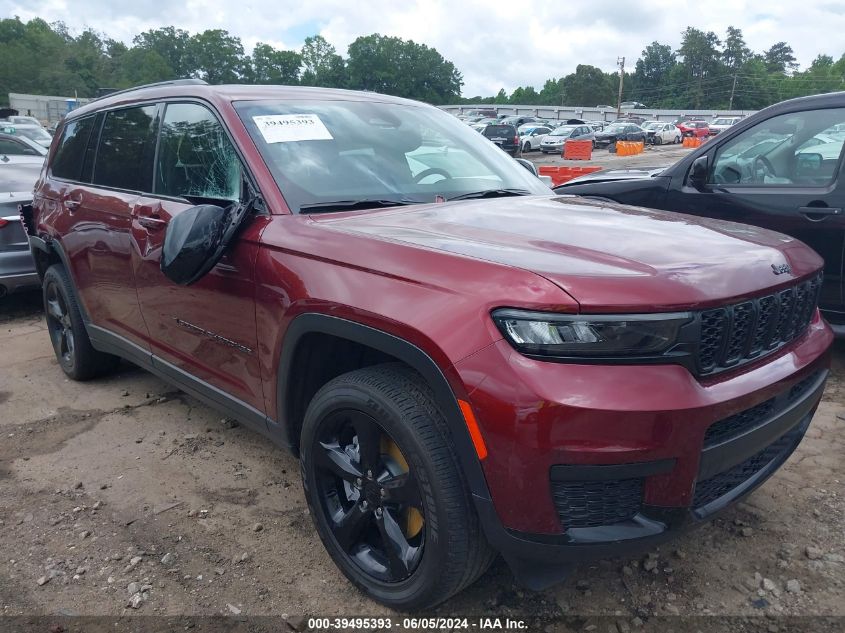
left=51, top=116, right=96, bottom=181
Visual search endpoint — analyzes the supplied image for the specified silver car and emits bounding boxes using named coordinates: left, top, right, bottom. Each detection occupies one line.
left=539, top=124, right=595, bottom=153
left=0, top=134, right=45, bottom=297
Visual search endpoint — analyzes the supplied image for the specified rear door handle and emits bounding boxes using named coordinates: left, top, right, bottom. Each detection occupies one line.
left=137, top=215, right=167, bottom=230
left=799, top=207, right=842, bottom=222
left=64, top=199, right=81, bottom=211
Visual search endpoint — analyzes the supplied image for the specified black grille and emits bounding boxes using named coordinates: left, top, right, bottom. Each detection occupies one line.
left=697, top=273, right=822, bottom=375
left=693, top=427, right=802, bottom=509
left=551, top=478, right=643, bottom=528
left=703, top=370, right=821, bottom=448
left=704, top=400, right=776, bottom=447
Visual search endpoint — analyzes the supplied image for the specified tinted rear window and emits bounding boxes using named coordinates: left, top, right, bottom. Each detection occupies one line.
left=484, top=125, right=515, bottom=137
left=92, top=106, right=158, bottom=191
left=51, top=116, right=96, bottom=181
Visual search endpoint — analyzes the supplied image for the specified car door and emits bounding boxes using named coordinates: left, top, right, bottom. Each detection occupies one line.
left=50, top=107, right=155, bottom=350
left=132, top=101, right=269, bottom=414
left=665, top=106, right=845, bottom=320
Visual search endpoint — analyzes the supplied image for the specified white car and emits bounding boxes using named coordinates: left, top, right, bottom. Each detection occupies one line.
left=642, top=121, right=681, bottom=145
left=4, top=115, right=44, bottom=128
left=1, top=123, right=53, bottom=148
left=709, top=116, right=743, bottom=135
left=518, top=125, right=552, bottom=152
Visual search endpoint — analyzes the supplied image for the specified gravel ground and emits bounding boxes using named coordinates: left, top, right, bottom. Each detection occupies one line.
left=0, top=280, right=843, bottom=631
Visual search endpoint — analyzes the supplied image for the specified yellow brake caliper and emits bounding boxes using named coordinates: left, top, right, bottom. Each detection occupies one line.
left=381, top=435, right=424, bottom=538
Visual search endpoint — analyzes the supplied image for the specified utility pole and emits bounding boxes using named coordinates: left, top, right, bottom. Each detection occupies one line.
left=728, top=72, right=738, bottom=110
left=616, top=56, right=625, bottom=118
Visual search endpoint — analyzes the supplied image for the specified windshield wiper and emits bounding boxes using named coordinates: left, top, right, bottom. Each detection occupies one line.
left=447, top=188, right=533, bottom=201
left=299, top=198, right=422, bottom=214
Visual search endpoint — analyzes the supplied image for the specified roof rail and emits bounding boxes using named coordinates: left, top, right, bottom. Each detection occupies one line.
left=92, top=78, right=209, bottom=102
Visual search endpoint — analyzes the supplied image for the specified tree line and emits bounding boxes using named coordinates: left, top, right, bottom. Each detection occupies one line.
left=0, top=18, right=463, bottom=106
left=1, top=19, right=843, bottom=112
left=468, top=27, right=845, bottom=111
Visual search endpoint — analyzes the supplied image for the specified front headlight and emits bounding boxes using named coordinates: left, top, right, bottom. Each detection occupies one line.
left=492, top=309, right=692, bottom=358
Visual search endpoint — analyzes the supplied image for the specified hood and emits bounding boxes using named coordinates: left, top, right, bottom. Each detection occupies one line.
left=557, top=167, right=668, bottom=186
left=311, top=195, right=822, bottom=312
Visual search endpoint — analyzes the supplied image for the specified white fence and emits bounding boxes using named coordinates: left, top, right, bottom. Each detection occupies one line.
left=440, top=104, right=758, bottom=123
left=8, top=93, right=92, bottom=124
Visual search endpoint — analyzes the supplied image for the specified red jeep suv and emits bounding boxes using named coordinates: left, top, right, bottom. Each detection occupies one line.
left=22, top=80, right=833, bottom=610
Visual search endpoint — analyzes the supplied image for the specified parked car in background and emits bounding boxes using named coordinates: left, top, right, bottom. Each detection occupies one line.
left=555, top=91, right=845, bottom=331
left=499, top=115, right=537, bottom=128
left=23, top=80, right=833, bottom=611
left=469, top=117, right=498, bottom=132
left=518, top=124, right=553, bottom=152
left=642, top=121, right=682, bottom=145
left=1, top=123, right=54, bottom=148
left=482, top=123, right=521, bottom=156
left=620, top=101, right=647, bottom=109
left=595, top=104, right=613, bottom=109
left=673, top=116, right=706, bottom=126
left=614, top=115, right=647, bottom=126
left=594, top=122, right=647, bottom=148
left=677, top=120, right=710, bottom=138
left=585, top=120, right=606, bottom=131
left=2, top=115, right=45, bottom=128
left=539, top=124, right=595, bottom=153
left=709, top=116, right=743, bottom=135
left=459, top=108, right=497, bottom=119
left=0, top=132, right=48, bottom=158
left=0, top=141, right=44, bottom=297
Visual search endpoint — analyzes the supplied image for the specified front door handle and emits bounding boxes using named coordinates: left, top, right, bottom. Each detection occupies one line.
left=64, top=199, right=81, bottom=211
left=799, top=207, right=842, bottom=222
left=137, top=215, right=167, bottom=230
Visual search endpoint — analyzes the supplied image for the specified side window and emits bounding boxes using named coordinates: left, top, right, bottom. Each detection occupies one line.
left=155, top=103, right=240, bottom=202
left=0, top=138, right=36, bottom=155
left=51, top=116, right=96, bottom=181
left=710, top=108, right=845, bottom=186
left=93, top=106, right=157, bottom=191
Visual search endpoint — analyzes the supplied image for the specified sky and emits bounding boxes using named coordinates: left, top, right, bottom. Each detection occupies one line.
left=3, top=0, right=845, bottom=97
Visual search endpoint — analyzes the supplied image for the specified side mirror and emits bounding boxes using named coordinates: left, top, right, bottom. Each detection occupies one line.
left=160, top=200, right=251, bottom=285
left=688, top=155, right=709, bottom=191
left=514, top=157, right=539, bottom=177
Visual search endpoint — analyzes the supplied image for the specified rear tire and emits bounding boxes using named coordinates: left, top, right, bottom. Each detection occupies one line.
left=42, top=264, right=120, bottom=380
left=300, top=364, right=495, bottom=609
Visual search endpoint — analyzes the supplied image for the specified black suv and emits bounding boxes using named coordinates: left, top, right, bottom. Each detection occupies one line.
left=557, top=91, right=845, bottom=331
left=482, top=123, right=520, bottom=156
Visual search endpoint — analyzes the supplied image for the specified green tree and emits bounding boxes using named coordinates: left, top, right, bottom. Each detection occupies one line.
left=722, top=26, right=750, bottom=70
left=561, top=65, right=615, bottom=106
left=250, top=43, right=301, bottom=84
left=188, top=29, right=247, bottom=84
left=345, top=33, right=462, bottom=103
left=133, top=27, right=191, bottom=77
left=764, top=42, right=798, bottom=74
left=300, top=35, right=345, bottom=86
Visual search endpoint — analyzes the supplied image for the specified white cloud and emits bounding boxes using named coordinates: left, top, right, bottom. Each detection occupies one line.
left=2, top=0, right=844, bottom=97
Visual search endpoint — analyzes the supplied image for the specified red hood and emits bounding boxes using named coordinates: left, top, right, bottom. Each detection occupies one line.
left=311, top=195, right=822, bottom=312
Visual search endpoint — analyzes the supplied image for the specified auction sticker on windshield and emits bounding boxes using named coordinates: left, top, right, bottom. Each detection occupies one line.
left=253, top=114, right=333, bottom=143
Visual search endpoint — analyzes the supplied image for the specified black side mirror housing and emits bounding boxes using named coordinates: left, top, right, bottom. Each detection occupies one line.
left=688, top=155, right=709, bottom=191
left=514, top=157, right=539, bottom=177
left=160, top=198, right=252, bottom=285
left=160, top=204, right=228, bottom=285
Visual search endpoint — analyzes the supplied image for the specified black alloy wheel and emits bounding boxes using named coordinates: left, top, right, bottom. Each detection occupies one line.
left=45, top=279, right=74, bottom=368
left=312, top=409, right=425, bottom=582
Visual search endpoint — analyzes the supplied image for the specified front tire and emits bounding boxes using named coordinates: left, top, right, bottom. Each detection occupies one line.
left=43, top=264, right=120, bottom=380
left=300, top=364, right=494, bottom=609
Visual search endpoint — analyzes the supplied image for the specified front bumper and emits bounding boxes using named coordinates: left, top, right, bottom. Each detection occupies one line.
left=454, top=314, right=832, bottom=586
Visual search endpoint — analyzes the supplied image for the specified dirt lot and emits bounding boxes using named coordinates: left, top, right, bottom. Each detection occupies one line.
left=0, top=288, right=843, bottom=631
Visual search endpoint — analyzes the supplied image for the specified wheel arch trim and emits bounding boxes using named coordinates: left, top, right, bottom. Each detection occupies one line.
left=274, top=312, right=492, bottom=502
